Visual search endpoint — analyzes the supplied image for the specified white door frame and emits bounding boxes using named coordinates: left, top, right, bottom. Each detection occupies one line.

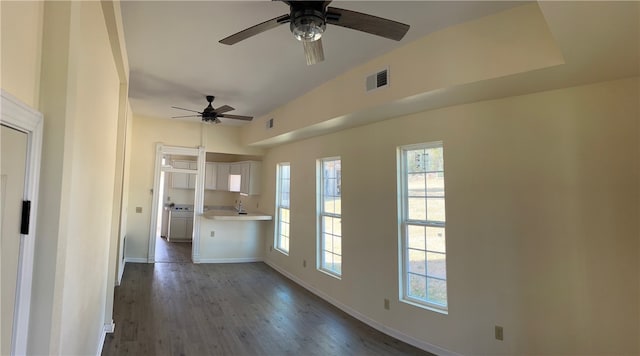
left=1, top=90, right=43, bottom=355
left=148, top=143, right=205, bottom=263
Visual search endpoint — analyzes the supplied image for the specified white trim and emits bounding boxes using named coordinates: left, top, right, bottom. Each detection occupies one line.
left=124, top=257, right=148, bottom=263
left=265, top=260, right=460, bottom=356
left=147, top=144, right=201, bottom=263
left=198, top=257, right=263, bottom=264
left=1, top=89, right=44, bottom=356
left=116, top=260, right=126, bottom=286
left=95, top=320, right=115, bottom=356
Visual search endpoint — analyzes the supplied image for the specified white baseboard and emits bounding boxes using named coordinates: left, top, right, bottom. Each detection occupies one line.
left=96, top=320, right=115, bottom=356
left=264, top=261, right=460, bottom=356
left=124, top=257, right=148, bottom=263
left=198, top=257, right=263, bottom=263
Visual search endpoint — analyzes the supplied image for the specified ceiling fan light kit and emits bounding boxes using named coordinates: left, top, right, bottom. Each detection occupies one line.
left=291, top=9, right=326, bottom=42
left=219, top=0, right=410, bottom=65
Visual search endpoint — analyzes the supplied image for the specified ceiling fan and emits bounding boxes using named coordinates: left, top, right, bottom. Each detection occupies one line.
left=171, top=96, right=253, bottom=124
left=219, top=1, right=410, bottom=65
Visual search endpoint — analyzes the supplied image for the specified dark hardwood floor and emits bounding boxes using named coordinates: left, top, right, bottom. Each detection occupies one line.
left=102, top=262, right=433, bottom=356
left=155, top=237, right=192, bottom=263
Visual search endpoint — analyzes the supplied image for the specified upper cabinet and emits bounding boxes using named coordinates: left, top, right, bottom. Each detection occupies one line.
left=215, top=163, right=230, bottom=191
left=204, top=162, right=217, bottom=190
left=170, top=160, right=261, bottom=195
left=238, top=161, right=261, bottom=196
left=171, top=160, right=197, bottom=189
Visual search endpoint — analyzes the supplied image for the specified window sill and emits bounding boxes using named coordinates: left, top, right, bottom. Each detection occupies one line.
left=400, top=298, right=448, bottom=315
left=317, top=268, right=342, bottom=280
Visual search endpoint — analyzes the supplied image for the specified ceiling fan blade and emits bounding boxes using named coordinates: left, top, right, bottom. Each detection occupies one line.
left=218, top=114, right=253, bottom=121
left=303, top=39, right=324, bottom=65
left=219, top=14, right=291, bottom=45
left=214, top=105, right=235, bottom=114
left=326, top=7, right=410, bottom=41
left=171, top=106, right=202, bottom=114
left=171, top=115, right=200, bottom=118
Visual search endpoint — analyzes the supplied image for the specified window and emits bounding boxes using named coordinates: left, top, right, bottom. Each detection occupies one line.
left=275, top=163, right=291, bottom=254
left=399, top=142, right=447, bottom=312
left=318, top=158, right=342, bottom=277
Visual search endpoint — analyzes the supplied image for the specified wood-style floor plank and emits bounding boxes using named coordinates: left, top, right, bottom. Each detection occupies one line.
left=103, top=262, right=433, bottom=356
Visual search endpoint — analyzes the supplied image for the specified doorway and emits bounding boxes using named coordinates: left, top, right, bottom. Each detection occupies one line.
left=0, top=90, right=43, bottom=355
left=147, top=144, right=205, bottom=263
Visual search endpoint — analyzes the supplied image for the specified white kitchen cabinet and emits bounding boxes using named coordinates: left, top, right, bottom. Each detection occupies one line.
left=171, top=160, right=197, bottom=189
left=240, top=161, right=261, bottom=196
left=216, top=163, right=230, bottom=191
left=205, top=162, right=217, bottom=190
left=204, top=161, right=261, bottom=194
left=168, top=214, right=193, bottom=241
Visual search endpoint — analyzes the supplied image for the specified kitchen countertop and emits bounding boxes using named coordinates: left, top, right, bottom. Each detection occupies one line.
left=201, top=209, right=272, bottom=221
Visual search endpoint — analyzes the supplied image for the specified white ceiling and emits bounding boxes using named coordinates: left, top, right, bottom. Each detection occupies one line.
left=121, top=1, right=524, bottom=125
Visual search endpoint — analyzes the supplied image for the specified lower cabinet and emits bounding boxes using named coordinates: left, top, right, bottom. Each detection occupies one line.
left=168, top=213, right=193, bottom=241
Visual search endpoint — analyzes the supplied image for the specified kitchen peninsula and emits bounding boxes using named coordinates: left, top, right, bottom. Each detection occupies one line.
left=197, top=208, right=272, bottom=263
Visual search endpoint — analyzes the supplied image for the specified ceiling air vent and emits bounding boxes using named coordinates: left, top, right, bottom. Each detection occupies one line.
left=366, top=67, right=389, bottom=92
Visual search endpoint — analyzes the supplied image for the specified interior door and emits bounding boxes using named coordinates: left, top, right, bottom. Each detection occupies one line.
left=1, top=124, right=28, bottom=355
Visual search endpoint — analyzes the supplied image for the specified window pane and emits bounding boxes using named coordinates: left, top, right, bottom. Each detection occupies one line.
left=407, top=149, right=426, bottom=173
left=426, top=227, right=446, bottom=253
left=408, top=274, right=427, bottom=299
left=323, top=216, right=334, bottom=235
left=280, top=208, right=289, bottom=223
left=323, top=233, right=333, bottom=251
left=408, top=198, right=426, bottom=220
left=333, top=218, right=341, bottom=236
left=407, top=225, right=426, bottom=250
left=426, top=172, right=444, bottom=197
left=408, top=249, right=426, bottom=275
left=426, top=252, right=446, bottom=279
left=426, top=198, right=445, bottom=222
left=408, top=173, right=426, bottom=197
left=324, top=197, right=335, bottom=214
left=283, top=237, right=289, bottom=252
left=323, top=251, right=333, bottom=270
left=333, top=235, right=342, bottom=255
left=281, top=165, right=290, bottom=179
left=333, top=255, right=342, bottom=274
left=427, top=277, right=447, bottom=305
left=425, top=147, right=444, bottom=171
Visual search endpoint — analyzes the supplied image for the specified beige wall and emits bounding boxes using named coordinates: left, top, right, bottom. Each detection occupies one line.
left=2, top=1, right=127, bottom=354
left=56, top=3, right=121, bottom=353
left=260, top=77, right=639, bottom=355
left=125, top=115, right=263, bottom=259
left=0, top=1, right=43, bottom=109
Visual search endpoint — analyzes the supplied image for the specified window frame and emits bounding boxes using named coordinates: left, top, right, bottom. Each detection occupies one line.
left=275, top=162, right=291, bottom=255
left=398, top=142, right=448, bottom=314
left=317, top=157, right=342, bottom=278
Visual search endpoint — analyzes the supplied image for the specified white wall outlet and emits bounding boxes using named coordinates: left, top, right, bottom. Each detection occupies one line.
left=210, top=231, right=215, bottom=237
left=384, top=298, right=390, bottom=310
left=303, top=259, right=307, bottom=268
left=135, top=207, right=142, bottom=213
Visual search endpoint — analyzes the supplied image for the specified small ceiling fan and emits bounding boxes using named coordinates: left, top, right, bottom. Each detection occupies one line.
left=171, top=96, right=253, bottom=124
left=219, top=1, right=410, bottom=65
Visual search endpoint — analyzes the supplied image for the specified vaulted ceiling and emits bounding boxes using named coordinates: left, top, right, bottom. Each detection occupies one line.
left=121, top=1, right=524, bottom=124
